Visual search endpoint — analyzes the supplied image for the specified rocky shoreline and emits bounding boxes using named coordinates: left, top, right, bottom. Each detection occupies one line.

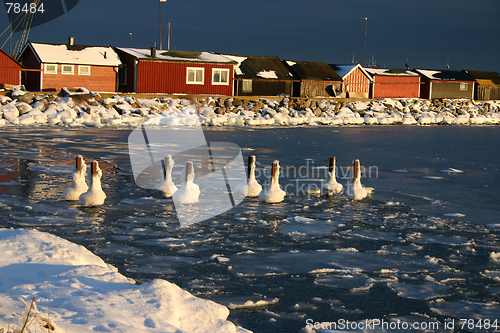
left=1, top=89, right=499, bottom=127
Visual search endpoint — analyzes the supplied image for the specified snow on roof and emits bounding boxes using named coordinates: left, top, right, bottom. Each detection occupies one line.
left=365, top=68, right=419, bottom=77
left=286, top=61, right=296, bottom=67
left=256, top=70, right=278, bottom=79
left=117, top=48, right=235, bottom=64
left=414, top=69, right=442, bottom=80
left=223, top=55, right=247, bottom=75
left=30, top=42, right=121, bottom=66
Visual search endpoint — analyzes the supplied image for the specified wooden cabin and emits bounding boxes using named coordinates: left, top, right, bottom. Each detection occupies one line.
left=114, top=47, right=236, bottom=95
left=329, top=64, right=372, bottom=98
left=365, top=68, right=420, bottom=99
left=284, top=60, right=342, bottom=97
left=223, top=55, right=297, bottom=97
left=414, top=69, right=475, bottom=100
left=18, top=39, right=121, bottom=92
left=462, top=70, right=500, bottom=100
left=0, top=49, right=22, bottom=87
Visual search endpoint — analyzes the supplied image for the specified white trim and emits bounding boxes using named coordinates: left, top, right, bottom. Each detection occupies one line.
left=44, top=63, right=57, bottom=74
left=211, top=68, right=229, bottom=85
left=78, top=65, right=91, bottom=75
left=61, top=64, right=74, bottom=75
left=186, top=67, right=204, bottom=85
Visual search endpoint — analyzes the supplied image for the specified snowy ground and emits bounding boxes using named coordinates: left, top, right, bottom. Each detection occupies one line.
left=1, top=89, right=500, bottom=128
left=0, top=228, right=251, bottom=333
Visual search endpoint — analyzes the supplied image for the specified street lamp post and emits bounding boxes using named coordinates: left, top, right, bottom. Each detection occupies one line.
left=364, top=17, right=367, bottom=67
left=160, top=0, right=167, bottom=50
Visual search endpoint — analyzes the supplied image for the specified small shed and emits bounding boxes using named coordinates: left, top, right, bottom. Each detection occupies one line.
left=0, top=49, right=22, bottom=87
left=462, top=70, right=500, bottom=100
left=283, top=60, right=342, bottom=97
left=18, top=40, right=121, bottom=92
left=115, top=48, right=236, bottom=95
left=329, top=64, right=372, bottom=98
left=414, top=69, right=475, bottom=100
left=223, top=55, right=297, bottom=97
left=365, top=68, right=420, bottom=99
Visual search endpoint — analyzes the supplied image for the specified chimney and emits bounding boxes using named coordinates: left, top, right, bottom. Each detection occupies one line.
left=69, top=37, right=75, bottom=46
left=151, top=42, right=157, bottom=58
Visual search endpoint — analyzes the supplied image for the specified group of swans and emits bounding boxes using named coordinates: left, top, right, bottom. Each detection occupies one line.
left=59, top=156, right=106, bottom=206
left=60, top=154, right=373, bottom=207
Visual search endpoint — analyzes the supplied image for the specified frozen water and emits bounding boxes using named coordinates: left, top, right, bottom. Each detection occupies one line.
left=388, top=282, right=451, bottom=300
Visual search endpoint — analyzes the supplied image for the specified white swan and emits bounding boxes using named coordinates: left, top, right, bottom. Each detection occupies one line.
left=235, top=155, right=262, bottom=197
left=346, top=159, right=373, bottom=200
left=323, top=157, right=343, bottom=195
left=158, top=155, right=178, bottom=198
left=78, top=161, right=106, bottom=207
left=60, top=155, right=88, bottom=201
left=258, top=160, right=286, bottom=203
left=172, top=161, right=200, bottom=204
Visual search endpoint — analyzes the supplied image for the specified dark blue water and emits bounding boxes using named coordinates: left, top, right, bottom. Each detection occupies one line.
left=0, top=126, right=499, bottom=333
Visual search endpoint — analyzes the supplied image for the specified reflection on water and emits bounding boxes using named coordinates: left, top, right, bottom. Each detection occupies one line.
left=0, top=127, right=499, bottom=333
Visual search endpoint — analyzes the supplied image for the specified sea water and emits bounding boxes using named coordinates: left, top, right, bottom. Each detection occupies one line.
left=0, top=126, right=499, bottom=333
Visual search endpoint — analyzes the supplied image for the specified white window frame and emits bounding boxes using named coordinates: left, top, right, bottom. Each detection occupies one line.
left=212, top=68, right=230, bottom=85
left=186, top=67, right=204, bottom=85
left=78, top=65, right=91, bottom=75
left=61, top=64, right=75, bottom=75
left=242, top=79, right=252, bottom=92
left=460, top=82, right=468, bottom=91
left=44, top=63, right=57, bottom=74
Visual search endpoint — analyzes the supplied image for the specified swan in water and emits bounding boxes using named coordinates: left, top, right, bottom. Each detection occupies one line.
left=78, top=161, right=106, bottom=207
left=158, top=155, right=178, bottom=198
left=323, top=157, right=343, bottom=195
left=346, top=159, right=373, bottom=200
left=259, top=160, right=286, bottom=203
left=60, top=155, right=89, bottom=201
left=235, top=155, right=262, bottom=197
left=172, top=161, right=200, bottom=204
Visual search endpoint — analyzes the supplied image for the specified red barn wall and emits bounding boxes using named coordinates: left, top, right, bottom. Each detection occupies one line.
left=0, top=51, right=21, bottom=86
left=136, top=61, right=234, bottom=95
left=41, top=64, right=117, bottom=92
left=343, top=67, right=370, bottom=98
left=372, top=76, right=420, bottom=98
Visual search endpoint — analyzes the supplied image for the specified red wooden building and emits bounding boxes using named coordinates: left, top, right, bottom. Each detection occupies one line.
left=114, top=47, right=236, bottom=95
left=0, top=49, right=22, bottom=86
left=329, top=64, right=372, bottom=98
left=18, top=40, right=121, bottom=92
left=365, top=68, right=420, bottom=99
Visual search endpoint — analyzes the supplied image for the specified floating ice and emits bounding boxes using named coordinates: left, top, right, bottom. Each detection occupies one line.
left=209, top=295, right=279, bottom=310
left=388, top=282, right=451, bottom=300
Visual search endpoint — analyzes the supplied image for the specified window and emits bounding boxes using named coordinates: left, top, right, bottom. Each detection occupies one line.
left=242, top=79, right=252, bottom=92
left=78, top=65, right=91, bottom=75
left=62, top=65, right=74, bottom=75
left=186, top=67, right=204, bottom=85
left=460, top=82, right=468, bottom=91
left=212, top=68, right=229, bottom=85
left=44, top=64, right=57, bottom=74
left=118, top=66, right=127, bottom=85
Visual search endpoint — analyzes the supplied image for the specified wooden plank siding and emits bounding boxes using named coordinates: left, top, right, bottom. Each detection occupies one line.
left=298, top=80, right=341, bottom=97
left=0, top=50, right=22, bottom=86
left=135, top=61, right=234, bottom=95
left=40, top=64, right=118, bottom=92
left=343, top=67, right=370, bottom=98
left=371, top=76, right=420, bottom=99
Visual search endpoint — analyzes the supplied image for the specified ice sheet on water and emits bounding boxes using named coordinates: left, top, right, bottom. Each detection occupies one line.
left=131, top=255, right=206, bottom=268
left=408, top=234, right=471, bottom=246
left=430, top=300, right=500, bottom=323
left=378, top=244, right=423, bottom=256
left=277, top=218, right=339, bottom=240
left=95, top=244, right=143, bottom=256
left=346, top=230, right=402, bottom=242
left=9, top=216, right=89, bottom=227
left=27, top=163, right=73, bottom=174
left=23, top=203, right=82, bottom=215
left=314, top=273, right=369, bottom=290
left=227, top=251, right=442, bottom=276
left=134, top=236, right=221, bottom=248
left=208, top=295, right=279, bottom=310
left=388, top=282, right=451, bottom=300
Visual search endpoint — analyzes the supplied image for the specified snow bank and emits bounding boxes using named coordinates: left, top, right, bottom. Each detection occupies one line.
left=0, top=228, right=251, bottom=333
left=1, top=92, right=500, bottom=128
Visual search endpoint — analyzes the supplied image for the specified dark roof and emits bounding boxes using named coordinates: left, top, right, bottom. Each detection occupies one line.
left=234, top=56, right=296, bottom=80
left=414, top=69, right=475, bottom=82
left=284, top=60, right=342, bottom=82
left=462, top=70, right=500, bottom=85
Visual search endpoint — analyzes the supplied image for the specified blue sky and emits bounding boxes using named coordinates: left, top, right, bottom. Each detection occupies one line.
left=1, top=0, right=499, bottom=72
